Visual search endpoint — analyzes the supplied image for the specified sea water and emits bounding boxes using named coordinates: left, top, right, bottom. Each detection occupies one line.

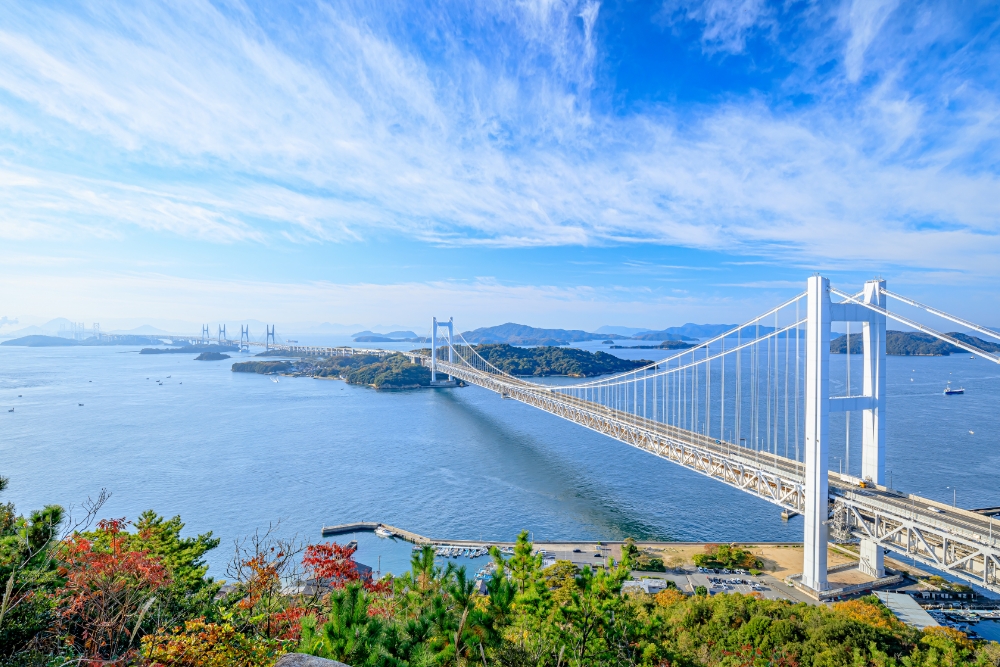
left=0, top=344, right=998, bottom=581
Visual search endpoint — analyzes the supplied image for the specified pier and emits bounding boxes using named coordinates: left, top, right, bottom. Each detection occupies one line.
left=321, top=522, right=432, bottom=545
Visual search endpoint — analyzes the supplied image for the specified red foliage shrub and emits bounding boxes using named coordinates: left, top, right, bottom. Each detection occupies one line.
left=54, top=518, right=170, bottom=663
left=302, top=542, right=360, bottom=587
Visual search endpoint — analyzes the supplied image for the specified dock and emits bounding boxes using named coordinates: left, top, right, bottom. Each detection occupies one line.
left=320, top=522, right=432, bottom=545
left=319, top=521, right=804, bottom=551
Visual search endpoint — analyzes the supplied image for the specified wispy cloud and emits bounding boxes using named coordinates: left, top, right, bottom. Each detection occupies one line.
left=657, top=0, right=774, bottom=54
left=0, top=0, right=997, bottom=279
left=841, top=0, right=901, bottom=82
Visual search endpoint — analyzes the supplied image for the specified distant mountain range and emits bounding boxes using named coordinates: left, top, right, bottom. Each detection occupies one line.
left=459, top=323, right=628, bottom=346
left=457, top=322, right=740, bottom=346
left=633, top=323, right=737, bottom=340
left=352, top=330, right=419, bottom=339
left=0, top=334, right=181, bottom=347
left=593, top=325, right=652, bottom=336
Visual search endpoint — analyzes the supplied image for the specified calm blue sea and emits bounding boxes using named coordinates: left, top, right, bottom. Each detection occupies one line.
left=1, top=343, right=998, bottom=582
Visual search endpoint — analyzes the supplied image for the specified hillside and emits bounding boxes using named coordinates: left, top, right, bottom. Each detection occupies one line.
left=2, top=334, right=189, bottom=347
left=140, top=344, right=239, bottom=354
left=232, top=360, right=293, bottom=374
left=630, top=331, right=696, bottom=341
left=460, top=322, right=625, bottom=345
left=0, top=335, right=80, bottom=347
left=234, top=354, right=433, bottom=389
left=831, top=331, right=1000, bottom=356
left=472, top=344, right=649, bottom=377
left=632, top=323, right=736, bottom=340
left=610, top=340, right=695, bottom=350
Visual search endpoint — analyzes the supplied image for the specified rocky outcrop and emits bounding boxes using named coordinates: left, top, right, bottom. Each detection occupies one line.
left=275, top=653, right=350, bottom=667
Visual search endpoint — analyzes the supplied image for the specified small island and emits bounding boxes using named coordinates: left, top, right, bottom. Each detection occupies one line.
left=231, top=360, right=294, bottom=374
left=610, top=340, right=694, bottom=351
left=141, top=344, right=239, bottom=354
left=194, top=351, right=230, bottom=361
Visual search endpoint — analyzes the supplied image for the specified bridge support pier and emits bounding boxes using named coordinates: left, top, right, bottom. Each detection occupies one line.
left=860, top=278, right=887, bottom=577
left=430, top=317, right=454, bottom=385
left=803, top=275, right=831, bottom=592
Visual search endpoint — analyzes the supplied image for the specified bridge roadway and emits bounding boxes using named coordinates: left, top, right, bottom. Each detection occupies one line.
left=420, top=355, right=1000, bottom=592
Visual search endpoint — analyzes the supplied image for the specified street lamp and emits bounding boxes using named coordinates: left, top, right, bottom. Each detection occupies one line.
left=946, top=486, right=956, bottom=507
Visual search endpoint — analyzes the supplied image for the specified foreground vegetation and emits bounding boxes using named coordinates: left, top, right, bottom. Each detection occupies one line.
left=2, top=478, right=997, bottom=667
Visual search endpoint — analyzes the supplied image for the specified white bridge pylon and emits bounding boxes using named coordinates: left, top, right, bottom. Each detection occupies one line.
left=417, top=276, right=1000, bottom=594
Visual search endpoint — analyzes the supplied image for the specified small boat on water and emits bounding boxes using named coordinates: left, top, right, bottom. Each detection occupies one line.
left=944, top=386, right=965, bottom=395
left=374, top=526, right=393, bottom=538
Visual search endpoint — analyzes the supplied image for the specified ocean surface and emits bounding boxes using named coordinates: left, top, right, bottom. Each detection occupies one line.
left=1, top=341, right=998, bottom=584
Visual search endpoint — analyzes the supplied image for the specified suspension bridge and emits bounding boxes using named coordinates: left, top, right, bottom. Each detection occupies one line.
left=409, top=277, right=1000, bottom=597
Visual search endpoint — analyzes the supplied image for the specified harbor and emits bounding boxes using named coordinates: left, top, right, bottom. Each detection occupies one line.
left=322, top=520, right=1000, bottom=626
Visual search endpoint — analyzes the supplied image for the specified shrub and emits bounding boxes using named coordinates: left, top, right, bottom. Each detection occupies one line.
left=142, top=620, right=286, bottom=667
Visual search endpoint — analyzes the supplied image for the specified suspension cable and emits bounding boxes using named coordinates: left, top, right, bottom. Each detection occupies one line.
left=553, top=318, right=807, bottom=393
left=831, top=288, right=1000, bottom=364
left=882, top=289, right=1000, bottom=342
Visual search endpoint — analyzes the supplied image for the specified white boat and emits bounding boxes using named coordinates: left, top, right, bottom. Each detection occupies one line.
left=374, top=526, right=393, bottom=538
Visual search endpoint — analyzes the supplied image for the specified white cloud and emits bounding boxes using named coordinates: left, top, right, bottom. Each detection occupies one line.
left=658, top=0, right=773, bottom=54
left=842, top=0, right=901, bottom=82
left=0, top=0, right=996, bottom=280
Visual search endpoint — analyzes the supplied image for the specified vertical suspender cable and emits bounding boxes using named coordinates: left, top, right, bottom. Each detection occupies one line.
left=795, top=299, right=801, bottom=462
left=736, top=325, right=742, bottom=448
left=764, top=320, right=772, bottom=451
left=846, top=321, right=851, bottom=476
left=706, top=344, right=711, bottom=437
left=784, top=320, right=789, bottom=459
left=721, top=334, right=726, bottom=444
left=774, top=310, right=779, bottom=455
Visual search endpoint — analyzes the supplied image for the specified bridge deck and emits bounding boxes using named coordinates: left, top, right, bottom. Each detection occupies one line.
left=415, top=353, right=1000, bottom=591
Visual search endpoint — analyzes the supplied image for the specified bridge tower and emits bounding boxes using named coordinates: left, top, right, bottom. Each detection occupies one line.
left=218, top=324, right=227, bottom=345
left=430, top=317, right=454, bottom=383
left=803, top=276, right=887, bottom=592
left=240, top=325, right=250, bottom=352
left=201, top=325, right=209, bottom=343
left=266, top=325, right=275, bottom=351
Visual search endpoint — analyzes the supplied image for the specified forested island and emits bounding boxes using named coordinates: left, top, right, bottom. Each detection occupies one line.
left=233, top=354, right=431, bottom=389
left=194, top=351, right=230, bottom=361
left=610, top=340, right=694, bottom=351
left=831, top=331, right=1000, bottom=356
left=232, top=344, right=650, bottom=388
left=467, top=344, right=649, bottom=376
left=141, top=344, right=239, bottom=354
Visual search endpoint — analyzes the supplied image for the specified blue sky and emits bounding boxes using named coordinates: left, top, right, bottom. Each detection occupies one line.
left=0, top=0, right=998, bottom=332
